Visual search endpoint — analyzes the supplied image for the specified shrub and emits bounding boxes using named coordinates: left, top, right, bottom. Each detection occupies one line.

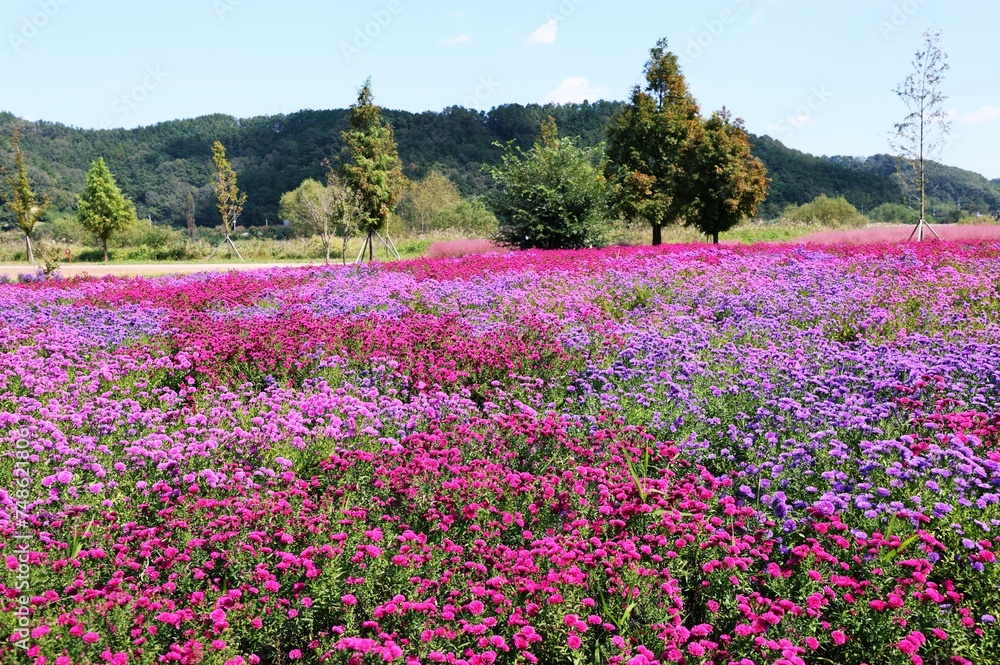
left=783, top=194, right=869, bottom=228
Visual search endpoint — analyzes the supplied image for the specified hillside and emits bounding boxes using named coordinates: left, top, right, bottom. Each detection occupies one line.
left=1, top=106, right=998, bottom=228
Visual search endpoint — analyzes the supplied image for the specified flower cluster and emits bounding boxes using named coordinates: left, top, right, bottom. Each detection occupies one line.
left=2, top=240, right=999, bottom=664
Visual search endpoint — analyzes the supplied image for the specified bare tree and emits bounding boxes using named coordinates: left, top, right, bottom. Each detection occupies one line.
left=890, top=29, right=950, bottom=241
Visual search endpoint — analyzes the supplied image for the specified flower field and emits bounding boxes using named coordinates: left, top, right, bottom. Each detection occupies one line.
left=2, top=241, right=1000, bottom=665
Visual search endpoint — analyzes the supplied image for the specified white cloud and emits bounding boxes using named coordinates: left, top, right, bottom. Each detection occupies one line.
left=441, top=34, right=471, bottom=46
left=541, top=77, right=608, bottom=105
left=526, top=19, right=558, bottom=45
left=957, top=105, right=1000, bottom=125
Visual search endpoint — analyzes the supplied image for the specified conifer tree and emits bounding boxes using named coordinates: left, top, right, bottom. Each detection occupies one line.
left=340, top=79, right=406, bottom=261
left=77, top=157, right=136, bottom=262
left=1, top=128, right=49, bottom=264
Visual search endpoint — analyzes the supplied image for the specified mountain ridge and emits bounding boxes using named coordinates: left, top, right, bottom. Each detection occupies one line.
left=2, top=105, right=997, bottom=228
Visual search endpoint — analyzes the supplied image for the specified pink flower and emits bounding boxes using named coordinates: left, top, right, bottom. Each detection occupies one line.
left=342, top=594, right=357, bottom=606
left=82, top=632, right=100, bottom=644
left=831, top=630, right=847, bottom=646
left=567, top=634, right=582, bottom=650
left=687, top=642, right=705, bottom=657
left=289, top=650, right=302, bottom=660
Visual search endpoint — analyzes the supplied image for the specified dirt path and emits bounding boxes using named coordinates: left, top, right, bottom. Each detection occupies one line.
left=0, top=262, right=322, bottom=280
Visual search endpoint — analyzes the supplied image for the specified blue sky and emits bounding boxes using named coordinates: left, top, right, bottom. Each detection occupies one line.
left=3, top=0, right=999, bottom=178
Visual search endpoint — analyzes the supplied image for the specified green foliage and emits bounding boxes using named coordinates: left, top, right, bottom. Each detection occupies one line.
left=487, top=117, right=607, bottom=250
left=868, top=202, right=919, bottom=225
left=755, top=145, right=901, bottom=219
left=340, top=80, right=407, bottom=241
left=396, top=171, right=462, bottom=234
left=685, top=109, right=769, bottom=243
left=434, top=198, right=498, bottom=236
left=77, top=157, right=137, bottom=261
left=783, top=194, right=869, bottom=228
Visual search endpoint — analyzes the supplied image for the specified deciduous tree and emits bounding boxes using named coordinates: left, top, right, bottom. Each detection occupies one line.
left=77, top=157, right=137, bottom=262
left=891, top=29, right=950, bottom=241
left=210, top=140, right=248, bottom=259
left=279, top=174, right=354, bottom=264
left=1, top=128, right=49, bottom=264
left=399, top=171, right=462, bottom=234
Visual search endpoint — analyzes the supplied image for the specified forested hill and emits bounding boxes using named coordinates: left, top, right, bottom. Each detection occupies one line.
left=2, top=104, right=998, bottom=228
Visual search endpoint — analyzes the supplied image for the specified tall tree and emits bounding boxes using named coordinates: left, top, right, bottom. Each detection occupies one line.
left=890, top=29, right=950, bottom=241
left=340, top=79, right=407, bottom=261
left=685, top=109, right=769, bottom=243
left=605, top=38, right=701, bottom=246
left=1, top=128, right=49, bottom=264
left=77, top=157, right=137, bottom=262
left=488, top=117, right=606, bottom=250
left=210, top=140, right=248, bottom=260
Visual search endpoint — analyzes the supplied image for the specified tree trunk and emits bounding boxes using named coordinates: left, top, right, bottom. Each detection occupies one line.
left=25, top=234, right=34, bottom=264
left=102, top=237, right=109, bottom=262
left=324, top=234, right=331, bottom=264
left=368, top=232, right=374, bottom=262
left=713, top=231, right=719, bottom=244
left=652, top=225, right=662, bottom=246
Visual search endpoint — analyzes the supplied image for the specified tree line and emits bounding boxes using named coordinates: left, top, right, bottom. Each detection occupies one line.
left=3, top=93, right=998, bottom=236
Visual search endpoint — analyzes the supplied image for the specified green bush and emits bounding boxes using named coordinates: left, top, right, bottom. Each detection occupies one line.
left=782, top=194, right=868, bottom=228
left=868, top=202, right=919, bottom=226
left=435, top=198, right=498, bottom=236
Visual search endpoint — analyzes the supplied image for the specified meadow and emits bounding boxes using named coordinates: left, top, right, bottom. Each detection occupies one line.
left=2, top=240, right=1000, bottom=665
